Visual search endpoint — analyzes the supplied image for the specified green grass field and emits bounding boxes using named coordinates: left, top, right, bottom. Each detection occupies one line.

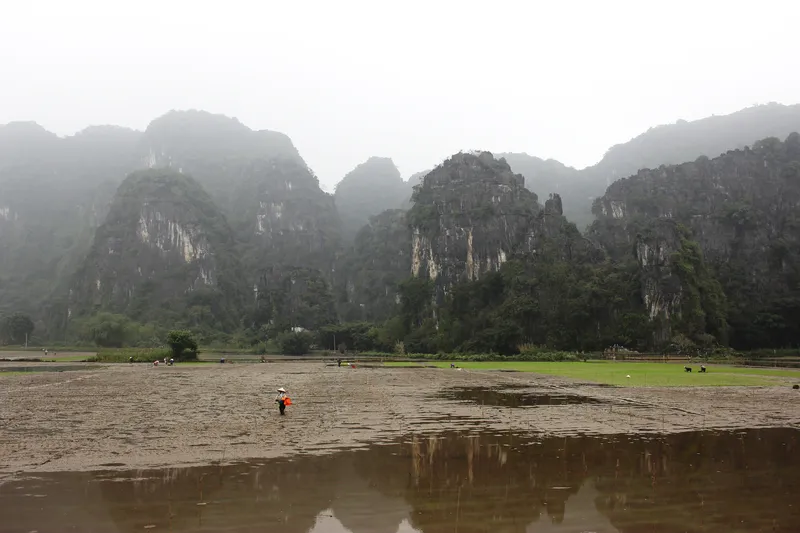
left=384, top=361, right=800, bottom=387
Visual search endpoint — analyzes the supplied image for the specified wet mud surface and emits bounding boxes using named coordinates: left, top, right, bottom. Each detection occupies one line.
left=439, top=385, right=610, bottom=406
left=0, top=362, right=798, bottom=475
left=1, top=427, right=798, bottom=532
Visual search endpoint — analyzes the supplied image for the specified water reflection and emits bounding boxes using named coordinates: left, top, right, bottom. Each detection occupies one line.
left=439, top=386, right=609, bottom=406
left=1, top=428, right=797, bottom=532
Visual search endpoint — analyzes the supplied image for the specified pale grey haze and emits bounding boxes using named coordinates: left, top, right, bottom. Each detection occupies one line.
left=2, top=0, right=799, bottom=191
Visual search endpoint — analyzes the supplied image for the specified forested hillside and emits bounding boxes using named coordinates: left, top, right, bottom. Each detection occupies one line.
left=2, top=107, right=800, bottom=354
left=503, top=103, right=800, bottom=230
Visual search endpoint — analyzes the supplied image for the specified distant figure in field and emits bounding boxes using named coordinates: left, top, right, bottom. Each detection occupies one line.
left=684, top=366, right=692, bottom=372
left=274, top=387, right=290, bottom=415
left=129, top=356, right=133, bottom=364
left=700, top=365, right=707, bottom=373
left=337, top=358, right=342, bottom=367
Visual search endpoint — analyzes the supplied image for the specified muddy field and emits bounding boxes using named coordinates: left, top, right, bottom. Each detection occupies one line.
left=1, top=362, right=798, bottom=473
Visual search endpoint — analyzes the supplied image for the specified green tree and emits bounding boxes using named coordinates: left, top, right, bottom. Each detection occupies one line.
left=0, top=312, right=35, bottom=345
left=277, top=331, right=313, bottom=355
left=77, top=313, right=133, bottom=347
left=166, top=330, right=198, bottom=360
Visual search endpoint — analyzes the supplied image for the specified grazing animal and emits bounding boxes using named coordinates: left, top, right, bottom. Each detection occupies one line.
left=684, top=366, right=692, bottom=373
left=699, top=365, right=707, bottom=373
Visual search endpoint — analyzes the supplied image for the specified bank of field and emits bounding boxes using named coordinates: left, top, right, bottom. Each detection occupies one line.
left=384, top=361, right=800, bottom=386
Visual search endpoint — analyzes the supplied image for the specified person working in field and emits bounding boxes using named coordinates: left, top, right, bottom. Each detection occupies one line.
left=274, top=387, right=291, bottom=415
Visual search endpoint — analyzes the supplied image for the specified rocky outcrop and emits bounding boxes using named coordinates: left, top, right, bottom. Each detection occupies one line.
left=592, top=133, right=800, bottom=348
left=408, top=152, right=538, bottom=299
left=334, top=157, right=409, bottom=242
left=69, top=169, right=246, bottom=329
left=407, top=152, right=595, bottom=304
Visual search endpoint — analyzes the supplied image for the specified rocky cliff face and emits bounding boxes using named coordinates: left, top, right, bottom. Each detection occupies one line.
left=334, top=157, right=409, bottom=242
left=142, top=111, right=341, bottom=293
left=408, top=152, right=538, bottom=300
left=592, top=133, right=800, bottom=348
left=69, top=169, right=246, bottom=329
left=407, top=152, right=594, bottom=303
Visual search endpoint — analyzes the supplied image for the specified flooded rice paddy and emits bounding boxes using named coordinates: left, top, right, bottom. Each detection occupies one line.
left=2, top=362, right=799, bottom=532
left=2, top=427, right=798, bottom=532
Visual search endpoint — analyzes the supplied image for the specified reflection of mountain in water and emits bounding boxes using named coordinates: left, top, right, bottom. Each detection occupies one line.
left=1, top=428, right=797, bottom=533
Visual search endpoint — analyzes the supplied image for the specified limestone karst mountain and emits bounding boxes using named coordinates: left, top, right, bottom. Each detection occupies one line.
left=68, top=169, right=247, bottom=330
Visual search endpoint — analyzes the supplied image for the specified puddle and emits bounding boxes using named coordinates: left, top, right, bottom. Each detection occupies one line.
left=0, top=365, right=92, bottom=373
left=1, top=428, right=798, bottom=532
left=440, top=386, right=608, bottom=406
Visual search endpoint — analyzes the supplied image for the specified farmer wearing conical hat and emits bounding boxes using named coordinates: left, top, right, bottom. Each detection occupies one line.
left=274, top=387, right=290, bottom=415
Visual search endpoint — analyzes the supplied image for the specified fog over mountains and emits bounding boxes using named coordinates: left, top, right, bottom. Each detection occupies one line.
left=2, top=103, right=800, bottom=352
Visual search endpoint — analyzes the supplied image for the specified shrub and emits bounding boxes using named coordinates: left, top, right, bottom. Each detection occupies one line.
left=166, top=330, right=199, bottom=360
left=278, top=331, right=313, bottom=355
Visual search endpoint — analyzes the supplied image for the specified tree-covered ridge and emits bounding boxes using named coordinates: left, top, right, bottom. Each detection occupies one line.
left=254, top=266, right=337, bottom=333
left=504, top=103, right=800, bottom=231
left=67, top=169, right=247, bottom=334
left=228, top=157, right=341, bottom=277
left=334, top=156, right=409, bottom=242
left=592, top=133, right=800, bottom=349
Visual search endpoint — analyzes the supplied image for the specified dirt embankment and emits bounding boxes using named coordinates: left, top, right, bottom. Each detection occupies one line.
left=1, top=362, right=798, bottom=473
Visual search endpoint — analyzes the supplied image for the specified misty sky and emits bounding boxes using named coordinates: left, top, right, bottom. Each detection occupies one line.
left=2, top=0, right=799, bottom=191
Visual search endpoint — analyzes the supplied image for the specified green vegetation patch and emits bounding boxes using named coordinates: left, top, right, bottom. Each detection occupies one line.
left=384, top=361, right=796, bottom=387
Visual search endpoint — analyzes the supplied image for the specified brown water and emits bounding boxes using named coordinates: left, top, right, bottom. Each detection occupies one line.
left=1, top=428, right=798, bottom=532
left=440, top=386, right=609, bottom=406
